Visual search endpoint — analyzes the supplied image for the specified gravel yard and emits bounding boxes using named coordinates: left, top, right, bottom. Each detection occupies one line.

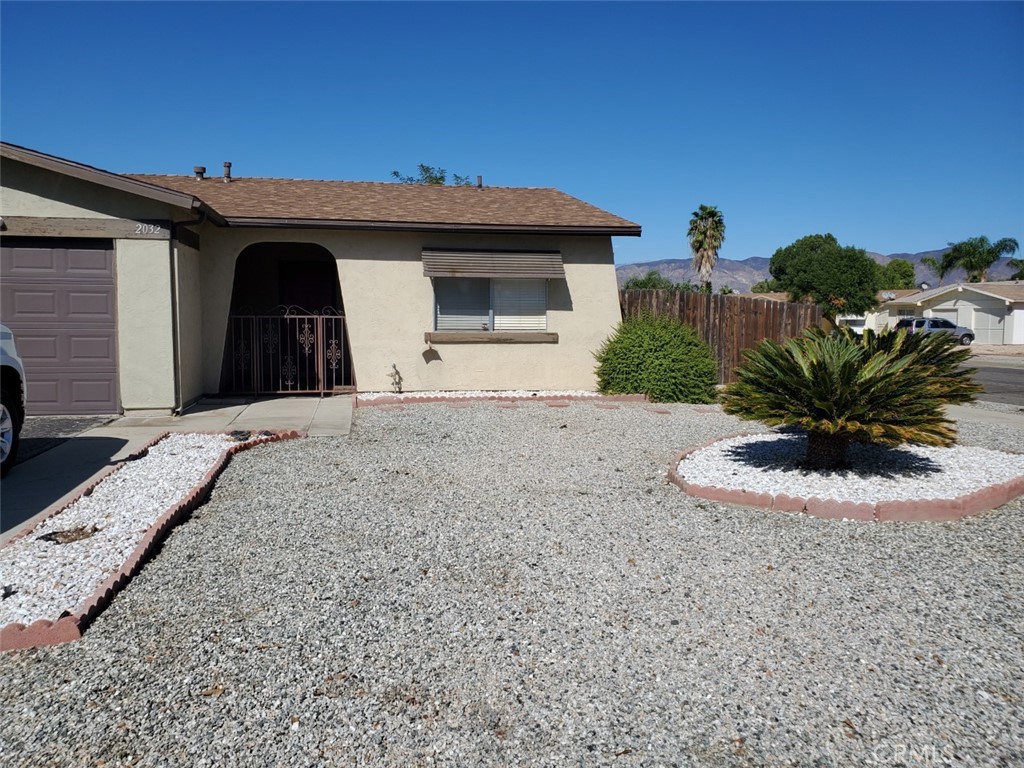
left=2, top=402, right=1023, bottom=766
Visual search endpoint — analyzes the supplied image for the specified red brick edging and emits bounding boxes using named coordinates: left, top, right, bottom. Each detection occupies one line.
left=667, top=435, right=1024, bottom=523
left=356, top=393, right=649, bottom=407
left=1, top=430, right=303, bottom=651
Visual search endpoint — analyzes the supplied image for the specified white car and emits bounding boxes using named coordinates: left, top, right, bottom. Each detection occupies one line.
left=1, top=323, right=26, bottom=476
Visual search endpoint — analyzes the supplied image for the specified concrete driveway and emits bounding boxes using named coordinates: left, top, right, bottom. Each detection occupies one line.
left=0, top=396, right=352, bottom=543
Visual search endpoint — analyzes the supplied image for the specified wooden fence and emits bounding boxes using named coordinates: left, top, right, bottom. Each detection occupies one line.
left=619, top=290, right=824, bottom=384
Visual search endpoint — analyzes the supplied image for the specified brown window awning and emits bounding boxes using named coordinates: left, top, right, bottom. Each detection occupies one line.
left=421, top=249, right=565, bottom=279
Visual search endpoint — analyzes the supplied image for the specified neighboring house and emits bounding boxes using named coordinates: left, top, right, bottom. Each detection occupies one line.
left=736, top=292, right=792, bottom=303
left=835, top=289, right=923, bottom=334
left=0, top=142, right=640, bottom=416
left=880, top=281, right=1024, bottom=345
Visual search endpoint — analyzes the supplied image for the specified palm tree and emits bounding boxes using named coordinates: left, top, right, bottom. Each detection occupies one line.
left=946, top=236, right=1019, bottom=283
left=1009, top=257, right=1024, bottom=280
left=687, top=204, right=726, bottom=294
left=920, top=250, right=960, bottom=286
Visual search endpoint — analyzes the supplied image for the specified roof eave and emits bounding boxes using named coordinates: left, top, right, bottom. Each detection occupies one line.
left=223, top=217, right=642, bottom=236
left=885, top=283, right=1022, bottom=307
left=1, top=141, right=202, bottom=213
left=193, top=202, right=228, bottom=227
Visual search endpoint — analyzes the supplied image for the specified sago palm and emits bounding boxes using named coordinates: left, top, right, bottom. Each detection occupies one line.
left=687, top=204, right=725, bottom=294
left=720, top=327, right=980, bottom=470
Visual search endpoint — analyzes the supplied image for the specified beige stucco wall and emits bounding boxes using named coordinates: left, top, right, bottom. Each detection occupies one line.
left=115, top=239, right=176, bottom=410
left=1, top=160, right=172, bottom=220
left=196, top=227, right=623, bottom=393
left=174, top=242, right=205, bottom=406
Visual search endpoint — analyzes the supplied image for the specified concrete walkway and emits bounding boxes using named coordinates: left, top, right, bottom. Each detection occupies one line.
left=945, top=403, right=1024, bottom=427
left=1, top=396, right=352, bottom=544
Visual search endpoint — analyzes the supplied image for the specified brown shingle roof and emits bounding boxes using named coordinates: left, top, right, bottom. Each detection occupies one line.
left=126, top=174, right=641, bottom=234
left=975, top=282, right=1024, bottom=302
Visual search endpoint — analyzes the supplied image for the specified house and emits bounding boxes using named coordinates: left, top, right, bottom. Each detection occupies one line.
left=738, top=285, right=1024, bottom=346
left=880, top=281, right=1024, bottom=345
left=835, top=289, right=923, bottom=334
left=0, top=142, right=640, bottom=416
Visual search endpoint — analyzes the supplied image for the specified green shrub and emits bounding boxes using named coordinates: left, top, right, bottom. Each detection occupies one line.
left=594, top=313, right=718, bottom=403
left=719, top=326, right=980, bottom=469
left=622, top=270, right=696, bottom=292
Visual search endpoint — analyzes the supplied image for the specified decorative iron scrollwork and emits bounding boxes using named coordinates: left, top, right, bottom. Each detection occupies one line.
left=234, top=339, right=251, bottom=371
left=327, top=338, right=342, bottom=370
left=282, top=355, right=297, bottom=386
left=226, top=312, right=350, bottom=394
left=273, top=305, right=315, bottom=317
left=299, top=321, right=314, bottom=355
left=262, top=320, right=279, bottom=354
left=269, top=304, right=344, bottom=317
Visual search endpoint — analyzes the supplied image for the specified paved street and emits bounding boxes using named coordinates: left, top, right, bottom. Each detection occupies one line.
left=968, top=355, right=1024, bottom=407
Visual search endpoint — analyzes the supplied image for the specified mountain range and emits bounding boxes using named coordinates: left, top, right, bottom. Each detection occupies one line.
left=615, top=250, right=1019, bottom=294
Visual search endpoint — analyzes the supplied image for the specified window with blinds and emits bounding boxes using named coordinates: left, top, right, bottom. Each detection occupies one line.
left=434, top=278, right=548, bottom=332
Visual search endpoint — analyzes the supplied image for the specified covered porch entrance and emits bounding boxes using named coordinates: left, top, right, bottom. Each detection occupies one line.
left=220, top=243, right=354, bottom=395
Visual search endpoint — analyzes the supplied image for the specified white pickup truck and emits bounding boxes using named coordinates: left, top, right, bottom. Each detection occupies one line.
left=1, top=323, right=26, bottom=476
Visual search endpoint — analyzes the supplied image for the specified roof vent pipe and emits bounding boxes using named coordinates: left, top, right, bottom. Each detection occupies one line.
left=223, top=161, right=232, bottom=182
left=476, top=175, right=483, bottom=189
left=194, top=166, right=206, bottom=180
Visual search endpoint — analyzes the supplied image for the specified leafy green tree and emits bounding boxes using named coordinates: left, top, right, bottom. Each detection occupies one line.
left=391, top=164, right=472, bottom=186
left=945, top=236, right=1019, bottom=282
left=687, top=205, right=726, bottom=294
left=1009, top=257, right=1024, bottom=280
left=876, top=258, right=917, bottom=290
left=622, top=270, right=695, bottom=292
left=920, top=250, right=960, bottom=286
left=769, top=234, right=880, bottom=321
left=750, top=278, right=783, bottom=293
left=719, top=285, right=734, bottom=295
left=720, top=327, right=980, bottom=470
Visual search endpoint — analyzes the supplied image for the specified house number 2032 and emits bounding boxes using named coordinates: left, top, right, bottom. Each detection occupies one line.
left=134, top=223, right=163, bottom=235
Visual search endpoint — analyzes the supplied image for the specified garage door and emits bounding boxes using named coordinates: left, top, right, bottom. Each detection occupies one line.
left=0, top=238, right=118, bottom=415
left=973, top=306, right=1005, bottom=344
left=931, top=308, right=959, bottom=325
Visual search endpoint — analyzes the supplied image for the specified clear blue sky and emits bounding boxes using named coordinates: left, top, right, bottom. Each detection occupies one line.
left=2, top=1, right=1021, bottom=265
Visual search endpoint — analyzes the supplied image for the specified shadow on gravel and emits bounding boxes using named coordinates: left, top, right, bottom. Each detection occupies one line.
left=725, top=433, right=943, bottom=479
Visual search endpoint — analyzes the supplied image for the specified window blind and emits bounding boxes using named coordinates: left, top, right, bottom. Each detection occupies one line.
left=435, top=278, right=491, bottom=331
left=492, top=279, right=547, bottom=331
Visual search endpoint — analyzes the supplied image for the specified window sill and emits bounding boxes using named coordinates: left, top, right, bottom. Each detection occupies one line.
left=424, top=331, right=559, bottom=344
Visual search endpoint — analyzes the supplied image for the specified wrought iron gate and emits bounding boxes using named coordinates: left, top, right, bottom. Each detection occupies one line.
left=224, top=307, right=352, bottom=395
